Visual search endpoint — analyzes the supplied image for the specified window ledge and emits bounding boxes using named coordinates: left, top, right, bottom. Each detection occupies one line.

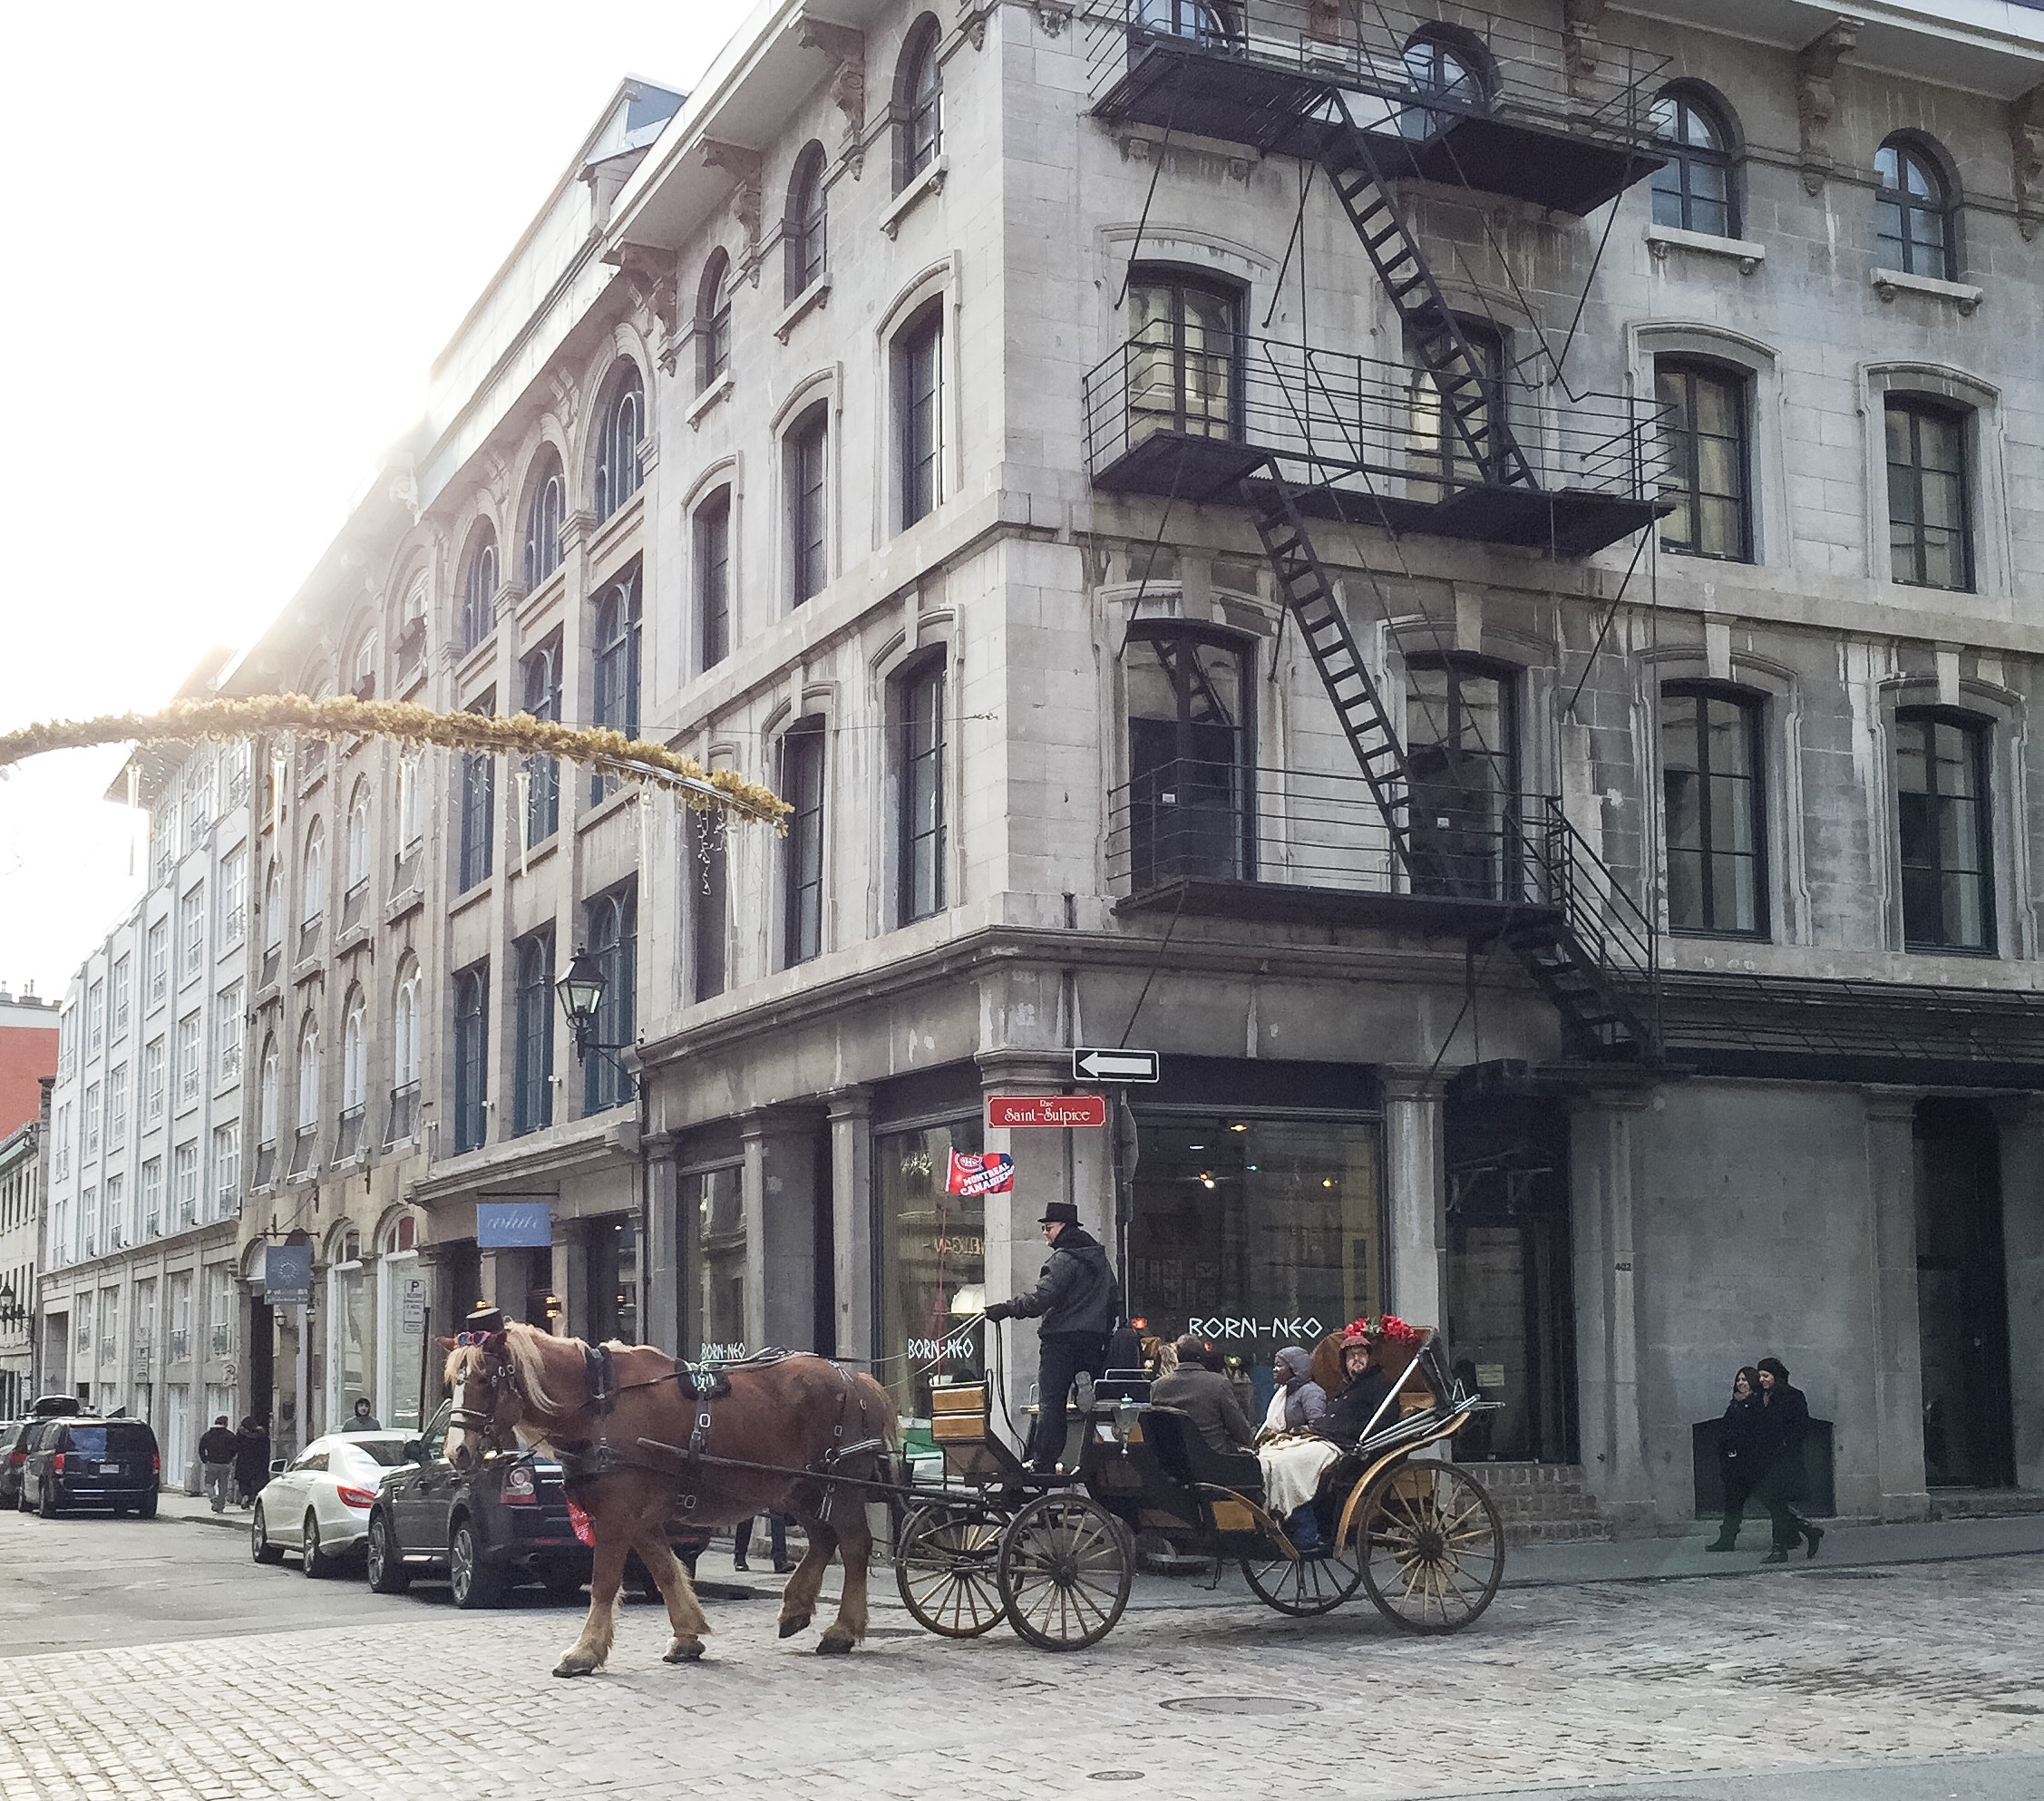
left=1645, top=223, right=1765, bottom=274
left=515, top=567, right=568, bottom=630
left=686, top=376, right=733, bottom=430
left=1871, top=267, right=1982, bottom=314
left=881, top=158, right=948, bottom=239
left=774, top=277, right=832, bottom=343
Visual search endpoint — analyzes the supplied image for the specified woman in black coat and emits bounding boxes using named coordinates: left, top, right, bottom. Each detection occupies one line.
left=232, top=1416, right=271, bottom=1506
left=1706, top=1367, right=1763, bottom=1552
left=1751, top=1357, right=1823, bottom=1562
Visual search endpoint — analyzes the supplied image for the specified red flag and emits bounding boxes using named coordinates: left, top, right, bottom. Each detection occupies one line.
left=945, top=1150, right=1014, bottom=1195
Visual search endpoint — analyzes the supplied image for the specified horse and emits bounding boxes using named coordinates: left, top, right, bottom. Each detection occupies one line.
left=440, top=1317, right=895, bottom=1675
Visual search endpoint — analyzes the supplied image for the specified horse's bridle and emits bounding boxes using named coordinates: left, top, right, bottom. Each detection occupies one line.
left=448, top=1329, right=520, bottom=1446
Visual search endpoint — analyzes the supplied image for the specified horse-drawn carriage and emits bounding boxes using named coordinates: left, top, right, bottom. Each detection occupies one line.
left=894, top=1327, right=1505, bottom=1650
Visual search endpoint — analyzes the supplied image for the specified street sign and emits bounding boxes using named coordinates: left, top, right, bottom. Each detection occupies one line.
left=987, top=1094, right=1109, bottom=1129
left=263, top=1244, right=313, bottom=1307
left=1072, top=1047, right=1159, bottom=1084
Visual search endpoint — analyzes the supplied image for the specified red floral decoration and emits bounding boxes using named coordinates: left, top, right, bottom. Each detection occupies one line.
left=1342, top=1313, right=1429, bottom=1350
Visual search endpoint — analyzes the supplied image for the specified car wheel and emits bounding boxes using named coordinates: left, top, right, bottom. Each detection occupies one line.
left=366, top=1512, right=411, bottom=1595
left=37, top=1478, right=59, bottom=1520
left=251, top=1504, right=286, bottom=1564
left=302, top=1512, right=330, bottom=1578
left=135, top=1492, right=158, bottom=1521
left=448, top=1518, right=502, bottom=1611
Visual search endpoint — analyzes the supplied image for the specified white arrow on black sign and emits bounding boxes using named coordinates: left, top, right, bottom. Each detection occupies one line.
left=1073, top=1047, right=1160, bottom=1083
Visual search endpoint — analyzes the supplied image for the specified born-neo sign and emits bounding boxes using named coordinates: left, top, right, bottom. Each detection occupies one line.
left=1072, top=1047, right=1160, bottom=1083
left=987, top=1094, right=1109, bottom=1129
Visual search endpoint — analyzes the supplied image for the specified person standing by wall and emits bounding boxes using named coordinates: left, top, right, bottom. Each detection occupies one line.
left=983, top=1201, right=1121, bottom=1474
left=198, top=1416, right=238, bottom=1514
left=1752, top=1357, right=1823, bottom=1562
left=1706, top=1367, right=1764, bottom=1552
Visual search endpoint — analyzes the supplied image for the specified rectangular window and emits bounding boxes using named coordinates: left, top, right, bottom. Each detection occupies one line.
left=143, top=1038, right=165, bottom=1123
left=583, top=884, right=637, bottom=1115
left=214, top=985, right=243, bottom=1085
left=177, top=1013, right=202, bottom=1107
left=895, top=308, right=942, bottom=528
left=111, top=957, right=131, bottom=1040
left=84, top=1083, right=101, bottom=1154
left=782, top=722, right=826, bottom=966
left=212, top=1123, right=240, bottom=1219
left=219, top=849, right=247, bottom=945
left=680, top=1163, right=747, bottom=1361
left=396, top=753, right=424, bottom=854
left=458, top=695, right=495, bottom=892
left=1896, top=712, right=1992, bottom=952
left=87, top=980, right=104, bottom=1057
left=141, top=1158, right=163, bottom=1237
left=104, top=1173, right=124, bottom=1248
left=1129, top=276, right=1241, bottom=447
left=520, top=638, right=561, bottom=847
left=174, top=1142, right=200, bottom=1229
left=1886, top=399, right=1971, bottom=591
left=787, top=408, right=829, bottom=605
left=696, top=493, right=732, bottom=670
left=180, top=885, right=205, bottom=984
left=1656, top=360, right=1750, bottom=561
left=145, top=920, right=169, bottom=1008
left=453, top=962, right=490, bottom=1154
left=898, top=660, right=947, bottom=923
left=512, top=928, right=555, bottom=1137
left=1661, top=686, right=1766, bottom=937
left=875, top=1119, right=985, bottom=1416
left=106, top=1065, right=128, bottom=1147
left=687, top=808, right=727, bottom=1003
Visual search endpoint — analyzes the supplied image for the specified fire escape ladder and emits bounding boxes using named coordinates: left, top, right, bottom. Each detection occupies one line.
left=1312, top=97, right=1535, bottom=494
left=1239, top=471, right=1412, bottom=872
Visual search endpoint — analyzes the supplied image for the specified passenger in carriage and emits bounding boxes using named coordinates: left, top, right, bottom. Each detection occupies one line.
left=1151, top=1334, right=1258, bottom=1455
left=1316, top=1325, right=1398, bottom=1446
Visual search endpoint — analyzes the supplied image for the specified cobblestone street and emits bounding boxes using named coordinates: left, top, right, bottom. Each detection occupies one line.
left=3, top=1505, right=2041, bottom=1801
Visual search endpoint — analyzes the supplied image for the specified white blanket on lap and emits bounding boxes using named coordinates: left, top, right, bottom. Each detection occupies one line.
left=1258, top=1435, right=1341, bottom=1517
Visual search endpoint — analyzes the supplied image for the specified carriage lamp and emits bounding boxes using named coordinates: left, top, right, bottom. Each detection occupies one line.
left=555, top=945, right=608, bottom=1058
left=0, top=1283, right=24, bottom=1328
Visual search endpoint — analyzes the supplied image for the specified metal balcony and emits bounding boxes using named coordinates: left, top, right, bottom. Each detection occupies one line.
left=1084, top=0, right=1666, bottom=215
left=1083, top=331, right=1668, bottom=554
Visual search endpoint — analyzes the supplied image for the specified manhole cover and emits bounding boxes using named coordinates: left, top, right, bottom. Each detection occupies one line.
left=1086, top=1773, right=1145, bottom=1783
left=1161, top=1696, right=1315, bottom=1718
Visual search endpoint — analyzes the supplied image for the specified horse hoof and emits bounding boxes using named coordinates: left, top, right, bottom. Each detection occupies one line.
left=664, top=1639, right=705, bottom=1664
left=777, top=1613, right=812, bottom=1640
left=553, top=1656, right=599, bottom=1679
left=815, top=1628, right=856, bottom=1656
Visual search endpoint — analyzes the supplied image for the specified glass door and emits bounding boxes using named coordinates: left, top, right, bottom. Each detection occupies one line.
left=1405, top=656, right=1518, bottom=900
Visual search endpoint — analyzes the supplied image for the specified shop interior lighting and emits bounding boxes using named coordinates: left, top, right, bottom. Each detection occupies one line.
left=1230, top=1123, right=1249, bottom=1133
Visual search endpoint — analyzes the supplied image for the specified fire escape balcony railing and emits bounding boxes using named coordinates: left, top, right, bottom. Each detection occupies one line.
left=1084, top=0, right=1667, bottom=212
left=1084, top=331, right=1669, bottom=553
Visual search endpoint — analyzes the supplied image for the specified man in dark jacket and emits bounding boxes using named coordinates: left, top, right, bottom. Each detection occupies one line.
left=1752, top=1356, right=1823, bottom=1562
left=233, top=1416, right=271, bottom=1508
left=1317, top=1329, right=1398, bottom=1445
left=198, top=1417, right=239, bottom=1514
left=1152, top=1335, right=1257, bottom=1455
left=984, top=1201, right=1121, bottom=1472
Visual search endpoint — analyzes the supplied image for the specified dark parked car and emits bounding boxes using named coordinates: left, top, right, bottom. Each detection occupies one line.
left=17, top=1416, right=161, bottom=1518
left=366, top=1404, right=704, bottom=1608
left=3, top=1397, right=88, bottom=1507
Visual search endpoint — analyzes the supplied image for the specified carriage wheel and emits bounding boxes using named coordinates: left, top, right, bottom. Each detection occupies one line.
left=1357, top=1461, right=1505, bottom=1635
left=1240, top=1523, right=1365, bottom=1617
left=995, top=1494, right=1132, bottom=1651
left=895, top=1501, right=1007, bottom=1639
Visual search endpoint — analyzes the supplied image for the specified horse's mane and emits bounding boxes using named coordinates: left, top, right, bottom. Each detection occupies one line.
left=502, top=1320, right=583, bottom=1417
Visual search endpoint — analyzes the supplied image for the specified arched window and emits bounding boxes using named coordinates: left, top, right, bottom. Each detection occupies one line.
left=453, top=962, right=489, bottom=1154
left=1874, top=137, right=1955, bottom=279
left=594, top=361, right=646, bottom=521
left=301, top=819, right=326, bottom=925
left=1650, top=86, right=1737, bottom=238
left=583, top=884, right=637, bottom=1114
left=348, top=628, right=379, bottom=699
left=784, top=144, right=829, bottom=302
left=1895, top=709, right=1992, bottom=952
left=512, top=928, right=554, bottom=1136
left=895, top=16, right=943, bottom=190
left=589, top=569, right=643, bottom=803
left=396, top=574, right=429, bottom=679
left=781, top=719, right=828, bottom=966
left=521, top=448, right=566, bottom=589
left=388, top=959, right=421, bottom=1146
left=258, top=1037, right=278, bottom=1145
left=339, top=991, right=367, bottom=1156
left=458, top=524, right=498, bottom=653
left=1661, top=684, right=1766, bottom=937
left=297, top=1016, right=321, bottom=1129
left=345, top=780, right=372, bottom=899
left=1399, top=28, right=1492, bottom=140
left=894, top=300, right=945, bottom=529
left=263, top=863, right=283, bottom=952
left=785, top=404, right=831, bottom=605
left=1655, top=358, right=1751, bottom=561
left=696, top=253, right=734, bottom=394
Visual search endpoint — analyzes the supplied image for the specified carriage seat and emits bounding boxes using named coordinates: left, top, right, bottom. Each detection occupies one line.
left=1141, top=1407, right=1263, bottom=1500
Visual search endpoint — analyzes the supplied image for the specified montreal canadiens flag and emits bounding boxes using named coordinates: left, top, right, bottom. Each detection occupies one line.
left=945, top=1150, right=1015, bottom=1195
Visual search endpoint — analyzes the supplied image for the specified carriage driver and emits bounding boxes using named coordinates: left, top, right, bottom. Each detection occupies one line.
left=983, top=1201, right=1123, bottom=1474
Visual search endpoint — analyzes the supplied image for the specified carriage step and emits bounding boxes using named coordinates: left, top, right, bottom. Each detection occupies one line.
left=1467, top=1462, right=1615, bottom=1545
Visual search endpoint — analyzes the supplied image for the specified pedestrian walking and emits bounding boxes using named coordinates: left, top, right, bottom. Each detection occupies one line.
left=982, top=1201, right=1122, bottom=1474
left=232, top=1416, right=271, bottom=1508
left=733, top=1510, right=791, bottom=1573
left=198, top=1416, right=238, bottom=1514
left=1705, top=1367, right=1764, bottom=1552
left=1751, top=1357, right=1824, bottom=1562
left=348, top=1397, right=382, bottom=1431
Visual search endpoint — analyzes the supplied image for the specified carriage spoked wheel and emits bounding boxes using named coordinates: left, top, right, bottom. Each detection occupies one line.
left=1240, top=1520, right=1365, bottom=1617
left=995, top=1493, right=1133, bottom=1651
left=1357, top=1460, right=1505, bottom=1635
left=895, top=1501, right=1007, bottom=1639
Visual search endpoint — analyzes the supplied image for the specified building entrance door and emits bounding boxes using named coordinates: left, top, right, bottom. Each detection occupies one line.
left=1443, top=1095, right=1575, bottom=1463
left=1915, top=1099, right=2015, bottom=1489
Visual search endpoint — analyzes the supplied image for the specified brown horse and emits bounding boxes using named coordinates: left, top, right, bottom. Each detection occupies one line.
left=441, top=1319, right=895, bottom=1675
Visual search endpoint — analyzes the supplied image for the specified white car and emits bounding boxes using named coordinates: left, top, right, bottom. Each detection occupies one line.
left=250, top=1432, right=415, bottom=1577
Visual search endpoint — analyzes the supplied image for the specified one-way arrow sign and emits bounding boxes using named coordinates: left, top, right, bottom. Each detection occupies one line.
left=1073, top=1047, right=1159, bottom=1083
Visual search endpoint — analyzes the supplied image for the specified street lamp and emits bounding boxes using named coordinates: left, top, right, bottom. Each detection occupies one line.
left=0, top=1283, right=24, bottom=1328
left=554, top=945, right=608, bottom=1060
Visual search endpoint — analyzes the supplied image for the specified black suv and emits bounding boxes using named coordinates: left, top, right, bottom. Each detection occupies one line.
left=17, top=1416, right=161, bottom=1518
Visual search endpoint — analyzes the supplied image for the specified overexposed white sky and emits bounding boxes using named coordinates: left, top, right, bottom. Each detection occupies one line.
left=0, top=0, right=752, bottom=1002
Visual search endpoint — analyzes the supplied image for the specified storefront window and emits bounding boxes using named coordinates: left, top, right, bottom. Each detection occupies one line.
left=1126, top=1115, right=1382, bottom=1384
left=682, top=1165, right=745, bottom=1360
left=878, top=1117, right=986, bottom=1417
left=590, top=1215, right=640, bottom=1346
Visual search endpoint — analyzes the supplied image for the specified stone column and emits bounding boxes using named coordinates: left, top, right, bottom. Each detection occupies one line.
left=1864, top=1090, right=1930, bottom=1519
left=1571, top=1088, right=1650, bottom=1528
left=641, top=1131, right=682, bottom=1357
left=742, top=1109, right=822, bottom=1352
left=550, top=1222, right=589, bottom=1338
left=1995, top=1095, right=2044, bottom=1491
left=1381, top=1068, right=1445, bottom=1328
left=740, top=1114, right=771, bottom=1354
left=825, top=1088, right=874, bottom=1366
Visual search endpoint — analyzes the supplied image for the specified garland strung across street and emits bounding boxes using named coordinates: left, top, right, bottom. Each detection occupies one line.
left=0, top=693, right=790, bottom=829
